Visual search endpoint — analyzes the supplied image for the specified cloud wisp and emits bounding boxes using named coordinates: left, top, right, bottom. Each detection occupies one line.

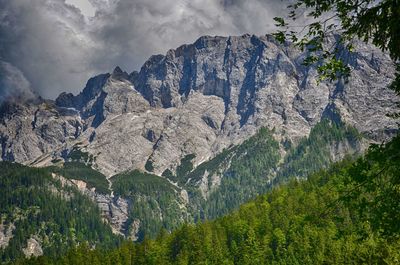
left=0, top=61, right=36, bottom=104
left=0, top=0, right=285, bottom=100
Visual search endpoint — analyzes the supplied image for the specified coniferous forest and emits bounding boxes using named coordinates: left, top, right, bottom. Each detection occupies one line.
left=0, top=163, right=122, bottom=263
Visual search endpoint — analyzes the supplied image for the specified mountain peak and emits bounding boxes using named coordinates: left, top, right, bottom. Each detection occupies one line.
left=111, top=66, right=129, bottom=80
left=112, top=66, right=123, bottom=75
left=193, top=35, right=227, bottom=49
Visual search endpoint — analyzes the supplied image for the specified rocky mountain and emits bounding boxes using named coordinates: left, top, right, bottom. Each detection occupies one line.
left=2, top=34, right=397, bottom=176
left=0, top=34, right=398, bottom=243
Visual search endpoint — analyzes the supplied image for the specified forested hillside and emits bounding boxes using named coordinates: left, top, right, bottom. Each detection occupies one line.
left=15, top=133, right=400, bottom=264
left=0, top=163, right=122, bottom=263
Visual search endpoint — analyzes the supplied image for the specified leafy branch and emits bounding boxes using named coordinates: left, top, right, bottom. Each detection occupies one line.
left=273, top=0, right=400, bottom=90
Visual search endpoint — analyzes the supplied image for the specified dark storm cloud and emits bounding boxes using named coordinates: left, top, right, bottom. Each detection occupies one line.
left=89, top=0, right=285, bottom=72
left=0, top=61, right=36, bottom=103
left=0, top=0, right=287, bottom=100
left=0, top=0, right=97, bottom=99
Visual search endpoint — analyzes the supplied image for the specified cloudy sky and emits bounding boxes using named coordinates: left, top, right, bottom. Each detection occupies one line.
left=0, top=0, right=287, bottom=100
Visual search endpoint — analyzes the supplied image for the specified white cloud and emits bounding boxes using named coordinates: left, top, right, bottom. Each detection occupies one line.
left=66, top=0, right=96, bottom=17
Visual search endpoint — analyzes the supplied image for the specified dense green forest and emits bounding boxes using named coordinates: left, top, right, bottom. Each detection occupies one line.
left=15, top=132, right=400, bottom=264
left=0, top=163, right=122, bottom=263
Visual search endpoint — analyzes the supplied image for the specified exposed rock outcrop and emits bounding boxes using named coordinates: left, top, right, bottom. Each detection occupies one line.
left=0, top=221, right=15, bottom=249
left=22, top=237, right=43, bottom=257
left=0, top=101, right=83, bottom=164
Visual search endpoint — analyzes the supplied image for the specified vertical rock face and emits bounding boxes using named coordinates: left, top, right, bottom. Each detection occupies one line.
left=0, top=100, right=83, bottom=164
left=0, top=34, right=398, bottom=176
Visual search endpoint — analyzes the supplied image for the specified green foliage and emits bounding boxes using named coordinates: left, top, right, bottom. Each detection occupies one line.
left=161, top=169, right=174, bottom=179
left=112, top=170, right=175, bottom=196
left=274, top=0, right=400, bottom=92
left=66, top=147, right=94, bottom=165
left=175, top=154, right=196, bottom=182
left=18, top=133, right=400, bottom=264
left=340, top=134, right=400, bottom=239
left=160, top=154, right=196, bottom=184
left=145, top=159, right=155, bottom=172
left=0, top=162, right=121, bottom=263
left=49, top=162, right=110, bottom=194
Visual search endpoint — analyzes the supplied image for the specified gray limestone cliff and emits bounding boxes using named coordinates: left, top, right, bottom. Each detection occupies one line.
left=0, top=34, right=397, bottom=177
